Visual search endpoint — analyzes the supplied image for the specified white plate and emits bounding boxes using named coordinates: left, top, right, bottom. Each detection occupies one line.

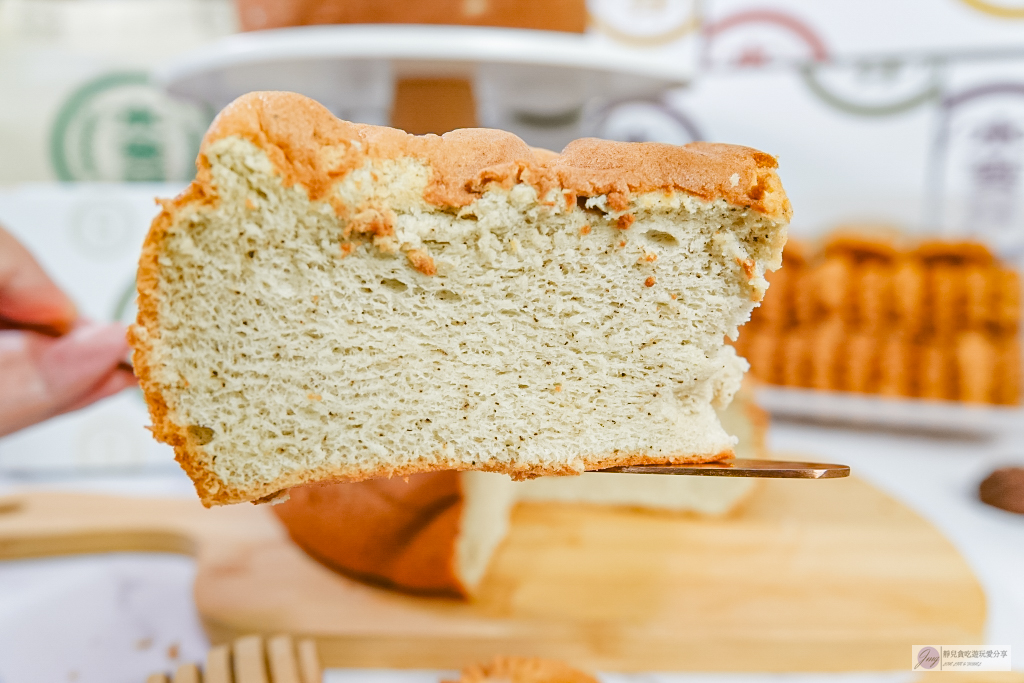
left=755, top=385, right=1024, bottom=436
left=154, top=24, right=693, bottom=144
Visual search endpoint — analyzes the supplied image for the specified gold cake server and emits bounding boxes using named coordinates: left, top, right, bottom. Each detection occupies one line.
left=599, top=458, right=850, bottom=479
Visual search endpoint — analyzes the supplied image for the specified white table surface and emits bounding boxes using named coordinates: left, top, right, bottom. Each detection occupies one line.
left=0, top=420, right=1021, bottom=683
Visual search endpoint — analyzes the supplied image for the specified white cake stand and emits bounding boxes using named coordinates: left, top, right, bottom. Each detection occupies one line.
left=154, top=24, right=694, bottom=149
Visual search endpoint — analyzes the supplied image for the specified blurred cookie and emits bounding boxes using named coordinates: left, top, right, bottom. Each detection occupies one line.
left=892, top=258, right=925, bottom=336
left=446, top=658, right=598, bottom=683
left=955, top=331, right=996, bottom=404
left=845, top=332, right=877, bottom=393
left=979, top=467, right=1024, bottom=514
left=856, top=261, right=893, bottom=331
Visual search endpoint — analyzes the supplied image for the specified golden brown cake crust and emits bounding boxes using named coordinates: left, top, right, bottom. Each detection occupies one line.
left=235, top=0, right=587, bottom=33
left=130, top=183, right=227, bottom=502
left=132, top=91, right=786, bottom=506
left=554, top=137, right=790, bottom=218
left=197, top=91, right=792, bottom=218
left=445, top=657, right=599, bottom=683
left=272, top=472, right=469, bottom=597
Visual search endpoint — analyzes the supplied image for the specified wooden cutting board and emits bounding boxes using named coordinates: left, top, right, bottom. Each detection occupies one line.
left=0, top=473, right=984, bottom=672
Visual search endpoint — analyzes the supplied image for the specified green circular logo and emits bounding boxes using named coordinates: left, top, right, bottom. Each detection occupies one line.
left=51, top=72, right=211, bottom=182
left=801, top=60, right=940, bottom=117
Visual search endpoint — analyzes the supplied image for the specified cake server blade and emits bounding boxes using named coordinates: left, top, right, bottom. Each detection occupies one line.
left=597, top=459, right=850, bottom=479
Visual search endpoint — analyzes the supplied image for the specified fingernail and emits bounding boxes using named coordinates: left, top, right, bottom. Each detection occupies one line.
left=38, top=322, right=130, bottom=397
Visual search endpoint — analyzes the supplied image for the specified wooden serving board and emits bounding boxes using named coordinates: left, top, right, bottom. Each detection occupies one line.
left=0, top=473, right=984, bottom=672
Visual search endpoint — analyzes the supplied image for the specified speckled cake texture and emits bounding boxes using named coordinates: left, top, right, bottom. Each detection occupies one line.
left=129, top=92, right=790, bottom=506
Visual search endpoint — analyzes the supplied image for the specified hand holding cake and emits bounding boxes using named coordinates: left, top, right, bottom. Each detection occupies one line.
left=0, top=226, right=135, bottom=437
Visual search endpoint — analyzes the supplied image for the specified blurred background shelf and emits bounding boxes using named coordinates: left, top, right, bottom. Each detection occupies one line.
left=756, top=385, right=1024, bottom=437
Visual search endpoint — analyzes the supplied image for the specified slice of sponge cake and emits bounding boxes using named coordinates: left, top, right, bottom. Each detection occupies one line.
left=129, top=91, right=790, bottom=506
left=271, top=380, right=769, bottom=597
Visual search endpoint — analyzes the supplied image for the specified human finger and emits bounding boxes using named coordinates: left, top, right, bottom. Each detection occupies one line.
left=0, top=322, right=130, bottom=436
left=0, top=226, right=77, bottom=336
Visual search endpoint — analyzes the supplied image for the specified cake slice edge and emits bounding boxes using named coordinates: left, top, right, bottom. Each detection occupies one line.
left=129, top=91, right=790, bottom=506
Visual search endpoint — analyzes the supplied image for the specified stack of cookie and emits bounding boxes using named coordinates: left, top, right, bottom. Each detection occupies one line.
left=733, top=230, right=1021, bottom=405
